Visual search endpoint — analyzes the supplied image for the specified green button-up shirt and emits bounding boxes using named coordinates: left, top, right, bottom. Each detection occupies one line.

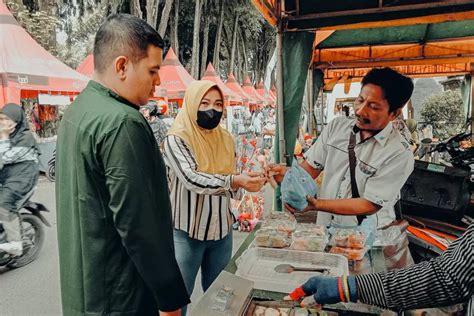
left=56, top=80, right=189, bottom=315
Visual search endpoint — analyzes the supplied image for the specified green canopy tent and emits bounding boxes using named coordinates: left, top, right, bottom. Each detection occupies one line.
left=251, top=0, right=474, bottom=208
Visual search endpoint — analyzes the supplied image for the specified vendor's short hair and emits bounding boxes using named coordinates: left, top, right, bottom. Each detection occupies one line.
left=93, top=14, right=164, bottom=74
left=362, top=68, right=414, bottom=113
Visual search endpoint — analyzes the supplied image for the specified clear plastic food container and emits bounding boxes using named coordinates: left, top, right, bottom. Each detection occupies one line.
left=330, top=228, right=366, bottom=249
left=329, top=246, right=368, bottom=261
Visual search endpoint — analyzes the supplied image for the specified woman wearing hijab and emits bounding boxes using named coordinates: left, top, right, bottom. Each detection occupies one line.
left=0, top=103, right=39, bottom=256
left=163, top=80, right=266, bottom=314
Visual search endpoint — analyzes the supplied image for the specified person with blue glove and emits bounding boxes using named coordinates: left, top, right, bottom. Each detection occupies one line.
left=285, top=224, right=473, bottom=313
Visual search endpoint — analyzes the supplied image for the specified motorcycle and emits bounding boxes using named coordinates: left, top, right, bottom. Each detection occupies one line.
left=0, top=197, right=50, bottom=269
left=402, top=129, right=474, bottom=262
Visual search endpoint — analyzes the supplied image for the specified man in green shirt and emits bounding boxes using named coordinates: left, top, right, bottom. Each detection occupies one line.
left=56, top=14, right=189, bottom=316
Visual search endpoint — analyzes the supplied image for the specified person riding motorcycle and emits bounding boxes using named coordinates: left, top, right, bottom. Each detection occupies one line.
left=0, top=103, right=39, bottom=256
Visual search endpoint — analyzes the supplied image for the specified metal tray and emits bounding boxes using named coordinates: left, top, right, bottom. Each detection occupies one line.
left=236, top=247, right=349, bottom=293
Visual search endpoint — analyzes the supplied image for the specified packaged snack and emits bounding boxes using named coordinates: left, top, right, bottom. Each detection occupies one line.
left=265, top=212, right=297, bottom=233
left=295, top=223, right=327, bottom=237
left=255, top=227, right=291, bottom=248
left=329, top=246, right=368, bottom=261
left=290, top=230, right=328, bottom=252
left=330, top=229, right=366, bottom=249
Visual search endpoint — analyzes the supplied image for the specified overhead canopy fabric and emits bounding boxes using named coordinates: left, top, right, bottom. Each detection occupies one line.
left=76, top=54, right=94, bottom=78
left=159, top=48, right=194, bottom=100
left=0, top=0, right=88, bottom=106
left=226, top=73, right=257, bottom=106
left=316, top=20, right=474, bottom=86
left=202, top=63, right=242, bottom=105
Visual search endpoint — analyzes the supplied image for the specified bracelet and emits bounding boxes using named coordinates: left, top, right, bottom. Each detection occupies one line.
left=337, top=277, right=346, bottom=303
left=342, top=275, right=351, bottom=303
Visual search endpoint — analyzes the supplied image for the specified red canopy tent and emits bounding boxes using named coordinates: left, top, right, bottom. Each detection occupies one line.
left=202, top=63, right=242, bottom=106
left=225, top=73, right=257, bottom=108
left=159, top=48, right=194, bottom=105
left=242, top=76, right=265, bottom=108
left=256, top=80, right=275, bottom=107
left=0, top=0, right=88, bottom=107
left=76, top=54, right=94, bottom=78
left=269, top=85, right=277, bottom=101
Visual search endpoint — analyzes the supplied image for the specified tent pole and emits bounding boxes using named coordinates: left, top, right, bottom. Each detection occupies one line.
left=276, top=31, right=286, bottom=164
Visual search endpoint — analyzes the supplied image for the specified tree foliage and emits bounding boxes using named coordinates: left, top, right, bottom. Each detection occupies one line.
left=420, top=90, right=465, bottom=139
left=6, top=0, right=275, bottom=84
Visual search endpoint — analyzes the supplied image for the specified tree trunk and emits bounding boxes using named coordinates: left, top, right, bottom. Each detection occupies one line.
left=228, top=12, right=240, bottom=75
left=200, top=1, right=211, bottom=78
left=212, top=0, right=225, bottom=69
left=157, top=0, right=173, bottom=37
left=146, top=0, right=160, bottom=28
left=238, top=28, right=248, bottom=82
left=171, top=0, right=180, bottom=54
left=190, top=0, right=201, bottom=79
left=131, top=0, right=143, bottom=19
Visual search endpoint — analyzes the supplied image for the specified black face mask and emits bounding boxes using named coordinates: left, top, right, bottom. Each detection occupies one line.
left=197, top=109, right=223, bottom=130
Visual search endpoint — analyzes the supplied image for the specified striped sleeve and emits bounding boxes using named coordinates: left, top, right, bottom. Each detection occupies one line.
left=356, top=224, right=474, bottom=311
left=164, top=135, right=232, bottom=195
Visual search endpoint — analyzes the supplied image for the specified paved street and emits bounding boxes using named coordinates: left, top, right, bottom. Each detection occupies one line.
left=0, top=176, right=273, bottom=315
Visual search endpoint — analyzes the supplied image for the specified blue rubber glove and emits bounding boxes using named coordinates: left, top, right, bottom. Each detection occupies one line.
left=285, top=276, right=358, bottom=307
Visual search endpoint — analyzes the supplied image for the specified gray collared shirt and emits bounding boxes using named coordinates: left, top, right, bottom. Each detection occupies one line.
left=304, top=117, right=414, bottom=228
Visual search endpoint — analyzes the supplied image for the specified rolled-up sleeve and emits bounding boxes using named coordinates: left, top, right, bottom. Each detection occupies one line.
left=363, top=150, right=414, bottom=208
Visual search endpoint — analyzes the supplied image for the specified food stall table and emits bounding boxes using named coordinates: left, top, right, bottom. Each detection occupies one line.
left=192, top=224, right=395, bottom=315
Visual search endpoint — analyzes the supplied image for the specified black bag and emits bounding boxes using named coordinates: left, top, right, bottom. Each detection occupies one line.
left=400, top=160, right=470, bottom=224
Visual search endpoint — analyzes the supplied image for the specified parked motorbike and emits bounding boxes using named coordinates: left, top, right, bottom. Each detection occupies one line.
left=402, top=129, right=474, bottom=262
left=0, top=198, right=50, bottom=269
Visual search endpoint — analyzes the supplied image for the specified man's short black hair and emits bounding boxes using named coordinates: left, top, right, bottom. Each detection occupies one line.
left=361, top=67, right=414, bottom=113
left=93, top=14, right=164, bottom=74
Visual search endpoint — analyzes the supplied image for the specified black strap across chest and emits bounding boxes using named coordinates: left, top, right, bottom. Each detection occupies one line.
left=348, top=131, right=367, bottom=225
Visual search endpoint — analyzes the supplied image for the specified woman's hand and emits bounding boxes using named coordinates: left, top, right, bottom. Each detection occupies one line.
left=231, top=172, right=267, bottom=192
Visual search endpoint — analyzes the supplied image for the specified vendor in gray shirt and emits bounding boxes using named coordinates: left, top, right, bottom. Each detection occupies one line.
left=269, top=67, right=414, bottom=229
